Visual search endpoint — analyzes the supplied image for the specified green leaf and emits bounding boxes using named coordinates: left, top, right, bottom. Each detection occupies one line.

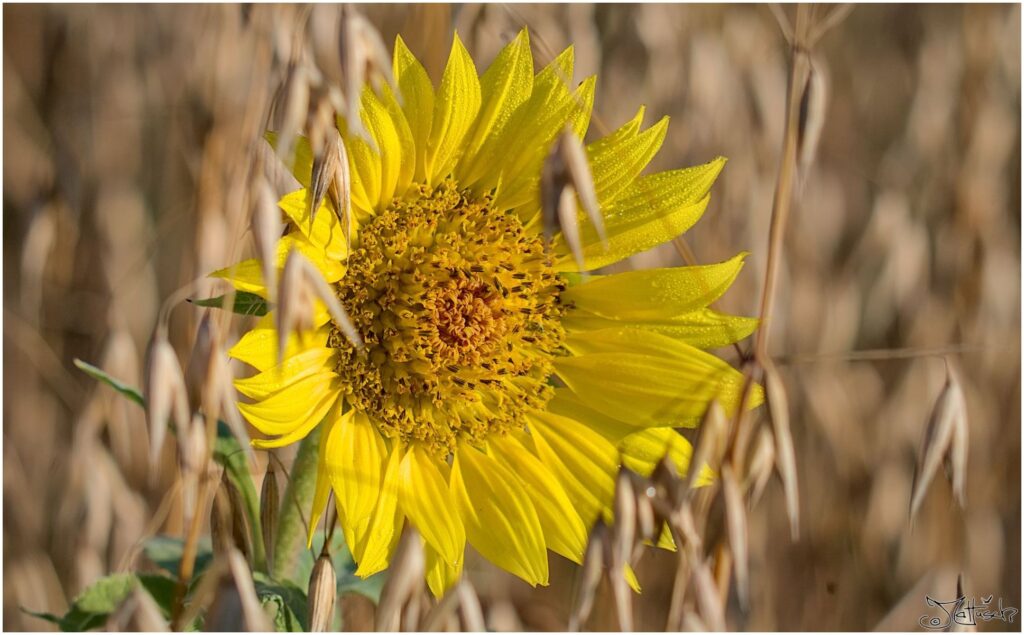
left=137, top=574, right=176, bottom=619
left=189, top=291, right=270, bottom=317
left=253, top=572, right=309, bottom=632
left=73, top=359, right=144, bottom=407
left=143, top=535, right=213, bottom=579
left=52, top=573, right=136, bottom=631
left=19, top=608, right=62, bottom=626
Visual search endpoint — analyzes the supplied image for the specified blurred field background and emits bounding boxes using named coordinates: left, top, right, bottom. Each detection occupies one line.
left=3, top=3, right=1020, bottom=631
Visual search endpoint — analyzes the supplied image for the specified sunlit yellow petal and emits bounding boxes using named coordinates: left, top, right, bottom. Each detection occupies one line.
left=489, top=435, right=588, bottom=563
left=354, top=445, right=404, bottom=577
left=452, top=444, right=548, bottom=585
left=308, top=414, right=338, bottom=547
left=555, top=328, right=759, bottom=427
left=471, top=46, right=575, bottom=196
left=234, top=347, right=336, bottom=400
left=398, top=444, right=465, bottom=566
left=554, top=158, right=726, bottom=271
left=562, top=308, right=759, bottom=350
left=456, top=29, right=533, bottom=184
left=562, top=253, right=749, bottom=320
left=588, top=116, right=668, bottom=208
left=425, top=542, right=463, bottom=599
left=240, top=374, right=338, bottom=441
left=425, top=34, right=481, bottom=185
left=278, top=189, right=351, bottom=262
left=394, top=35, right=434, bottom=183
left=325, top=409, right=386, bottom=528
left=528, top=412, right=618, bottom=526
left=495, top=76, right=596, bottom=214
left=361, top=87, right=404, bottom=210
left=379, top=83, right=417, bottom=199
left=228, top=315, right=329, bottom=372
left=546, top=389, right=639, bottom=441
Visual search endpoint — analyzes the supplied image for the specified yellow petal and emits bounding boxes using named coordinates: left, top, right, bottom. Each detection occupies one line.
left=452, top=444, right=548, bottom=586
left=228, top=315, right=329, bottom=372
left=360, top=87, right=403, bottom=210
left=528, top=412, right=618, bottom=527
left=239, top=372, right=338, bottom=437
left=489, top=435, right=588, bottom=564
left=354, top=445, right=405, bottom=577
left=588, top=115, right=668, bottom=208
left=456, top=29, right=533, bottom=184
left=308, top=415, right=337, bottom=547
left=471, top=46, right=576, bottom=196
left=495, top=76, right=597, bottom=214
left=425, top=542, right=463, bottom=599
left=562, top=253, right=749, bottom=320
left=325, top=409, right=386, bottom=527
left=278, top=190, right=350, bottom=262
left=265, top=132, right=312, bottom=188
left=209, top=259, right=269, bottom=295
left=554, top=328, right=760, bottom=427
left=341, top=129, right=381, bottom=222
left=234, top=347, right=336, bottom=400
left=618, top=427, right=695, bottom=478
left=394, top=35, right=434, bottom=183
left=398, top=444, right=465, bottom=566
left=210, top=234, right=345, bottom=297
left=546, top=389, right=639, bottom=442
left=554, top=158, right=726, bottom=272
left=379, top=83, right=416, bottom=199
left=425, top=33, right=481, bottom=185
left=562, top=308, right=759, bottom=350
left=624, top=563, right=642, bottom=593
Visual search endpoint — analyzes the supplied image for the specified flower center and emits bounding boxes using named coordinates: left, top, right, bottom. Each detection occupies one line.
left=329, top=180, right=565, bottom=455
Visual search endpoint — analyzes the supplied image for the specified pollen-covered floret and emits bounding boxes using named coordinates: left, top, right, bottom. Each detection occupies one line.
left=329, top=179, right=566, bottom=455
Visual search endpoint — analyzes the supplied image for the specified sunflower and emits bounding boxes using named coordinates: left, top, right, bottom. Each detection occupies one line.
left=214, top=30, right=759, bottom=597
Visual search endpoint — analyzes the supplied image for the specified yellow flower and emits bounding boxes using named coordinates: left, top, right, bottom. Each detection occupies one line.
left=214, top=30, right=759, bottom=597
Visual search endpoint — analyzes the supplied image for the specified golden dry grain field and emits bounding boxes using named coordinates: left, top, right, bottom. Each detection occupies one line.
left=2, top=3, right=1021, bottom=632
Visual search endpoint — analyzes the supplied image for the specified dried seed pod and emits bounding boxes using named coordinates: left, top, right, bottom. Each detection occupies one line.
left=210, top=479, right=234, bottom=556
left=226, top=547, right=274, bottom=632
left=569, top=519, right=608, bottom=632
left=375, top=527, right=425, bottom=632
left=720, top=464, right=749, bottom=609
left=764, top=364, right=800, bottom=538
left=221, top=470, right=253, bottom=564
left=556, top=127, right=605, bottom=244
left=252, top=177, right=283, bottom=303
left=613, top=468, right=637, bottom=570
left=456, top=582, right=485, bottom=632
left=745, top=427, right=776, bottom=507
left=275, top=63, right=311, bottom=162
left=308, top=548, right=337, bottom=632
left=309, top=127, right=344, bottom=225
left=946, top=362, right=969, bottom=509
left=910, top=360, right=968, bottom=521
left=309, top=4, right=343, bottom=85
left=540, top=127, right=604, bottom=271
left=179, top=413, right=208, bottom=524
left=685, top=400, right=728, bottom=496
left=260, top=460, right=280, bottom=574
left=691, top=556, right=726, bottom=632
left=796, top=59, right=827, bottom=189
left=144, top=332, right=190, bottom=471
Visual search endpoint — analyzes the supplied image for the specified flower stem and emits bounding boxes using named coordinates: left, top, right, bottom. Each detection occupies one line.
left=271, top=425, right=321, bottom=583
